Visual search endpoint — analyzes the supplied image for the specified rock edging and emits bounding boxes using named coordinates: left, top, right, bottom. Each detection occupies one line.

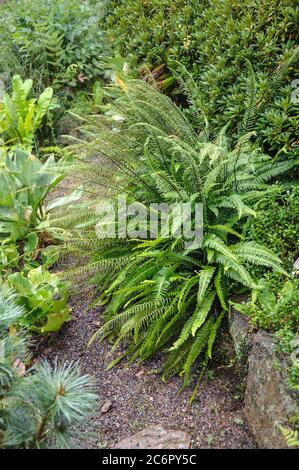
left=229, top=306, right=299, bottom=448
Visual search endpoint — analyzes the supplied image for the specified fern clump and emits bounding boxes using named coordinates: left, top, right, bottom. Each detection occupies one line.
left=58, top=81, right=293, bottom=388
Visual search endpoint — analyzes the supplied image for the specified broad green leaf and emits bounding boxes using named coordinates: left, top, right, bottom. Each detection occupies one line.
left=0, top=170, right=17, bottom=206
left=24, top=232, right=38, bottom=253
left=46, top=188, right=83, bottom=212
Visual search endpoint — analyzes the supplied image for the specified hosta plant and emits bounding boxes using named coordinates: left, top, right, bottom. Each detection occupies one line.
left=58, top=81, right=293, bottom=389
left=7, top=266, right=70, bottom=333
left=0, top=148, right=81, bottom=246
left=0, top=148, right=80, bottom=334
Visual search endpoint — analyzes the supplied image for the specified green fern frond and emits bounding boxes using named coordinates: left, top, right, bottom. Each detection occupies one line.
left=191, top=291, right=216, bottom=336
left=231, top=241, right=287, bottom=274
left=214, top=269, right=228, bottom=311
left=182, top=317, right=214, bottom=387
left=241, top=60, right=258, bottom=133
left=267, top=46, right=299, bottom=97
left=280, top=427, right=299, bottom=448
left=207, top=311, right=225, bottom=358
left=196, top=266, right=215, bottom=306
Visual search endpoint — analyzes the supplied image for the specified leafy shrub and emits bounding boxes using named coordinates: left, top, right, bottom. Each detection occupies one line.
left=0, top=148, right=80, bottom=245
left=0, top=283, right=97, bottom=448
left=0, top=0, right=108, bottom=92
left=7, top=267, right=70, bottom=333
left=244, top=187, right=299, bottom=270
left=234, top=277, right=299, bottom=332
left=59, top=81, right=292, bottom=388
left=0, top=148, right=82, bottom=333
left=106, top=0, right=299, bottom=157
left=0, top=75, right=53, bottom=151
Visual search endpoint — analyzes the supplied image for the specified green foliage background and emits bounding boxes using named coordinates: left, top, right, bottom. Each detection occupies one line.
left=244, top=187, right=299, bottom=270
left=0, top=0, right=108, bottom=91
left=106, top=0, right=299, bottom=157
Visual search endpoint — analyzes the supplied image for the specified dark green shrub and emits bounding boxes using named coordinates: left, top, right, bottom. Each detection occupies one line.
left=106, top=0, right=299, bottom=158
left=244, top=187, right=299, bottom=270
left=0, top=0, right=108, bottom=92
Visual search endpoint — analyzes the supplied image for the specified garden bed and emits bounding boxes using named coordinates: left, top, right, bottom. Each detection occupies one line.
left=36, top=290, right=255, bottom=449
left=0, top=0, right=298, bottom=451
left=230, top=306, right=299, bottom=448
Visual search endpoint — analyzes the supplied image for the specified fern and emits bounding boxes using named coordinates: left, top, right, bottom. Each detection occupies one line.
left=56, top=81, right=293, bottom=390
left=240, top=46, right=299, bottom=137
left=280, top=426, right=299, bottom=448
left=241, top=60, right=258, bottom=134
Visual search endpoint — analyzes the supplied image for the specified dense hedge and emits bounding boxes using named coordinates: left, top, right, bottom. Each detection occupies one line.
left=106, top=0, right=299, bottom=157
left=244, top=186, right=299, bottom=270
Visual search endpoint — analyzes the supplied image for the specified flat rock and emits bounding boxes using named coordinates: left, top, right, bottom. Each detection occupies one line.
left=114, top=425, right=191, bottom=449
left=101, top=400, right=112, bottom=414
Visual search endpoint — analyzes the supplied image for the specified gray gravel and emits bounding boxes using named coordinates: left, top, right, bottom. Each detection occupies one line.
left=36, top=290, right=256, bottom=449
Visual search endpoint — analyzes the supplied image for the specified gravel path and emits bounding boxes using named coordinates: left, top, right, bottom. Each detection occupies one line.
left=36, top=289, right=256, bottom=449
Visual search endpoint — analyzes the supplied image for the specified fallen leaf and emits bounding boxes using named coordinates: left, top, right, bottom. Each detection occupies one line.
left=115, top=74, right=127, bottom=90
left=135, top=368, right=145, bottom=378
left=77, top=72, right=87, bottom=83
left=101, top=400, right=112, bottom=414
left=9, top=325, right=17, bottom=336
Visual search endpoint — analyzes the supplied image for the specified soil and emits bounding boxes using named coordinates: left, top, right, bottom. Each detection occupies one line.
left=36, top=288, right=256, bottom=449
